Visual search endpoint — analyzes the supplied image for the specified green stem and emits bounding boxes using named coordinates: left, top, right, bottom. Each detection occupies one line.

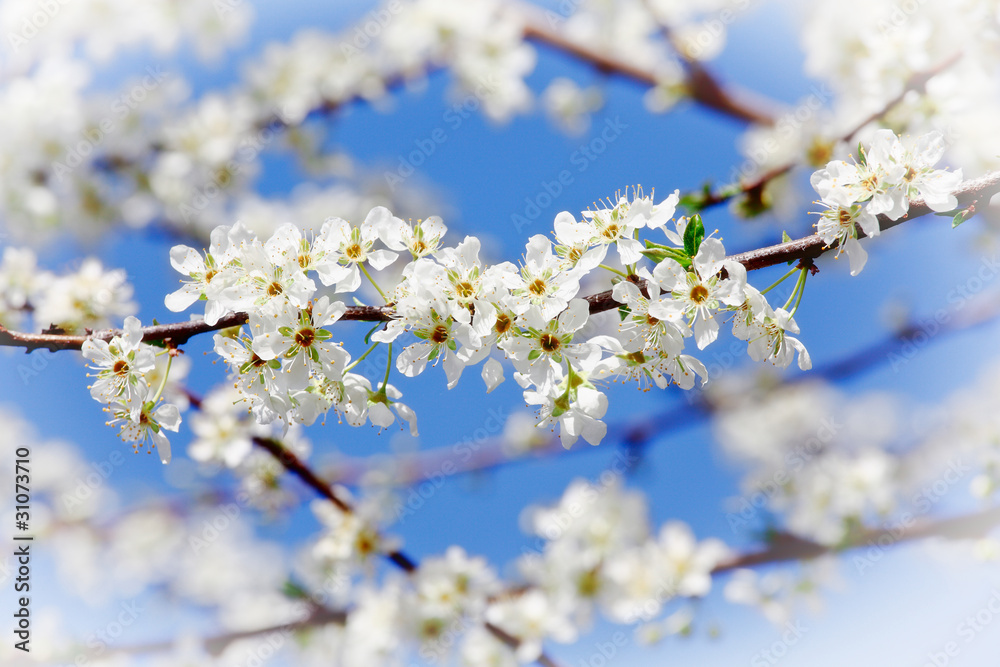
left=760, top=265, right=800, bottom=295
left=345, top=341, right=379, bottom=374
left=150, top=354, right=173, bottom=404
left=379, top=342, right=393, bottom=394
left=599, top=264, right=628, bottom=278
left=789, top=269, right=808, bottom=316
left=360, top=263, right=389, bottom=303
left=782, top=268, right=807, bottom=312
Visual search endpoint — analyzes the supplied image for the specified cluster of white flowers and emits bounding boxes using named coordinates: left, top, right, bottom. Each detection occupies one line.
left=711, top=369, right=998, bottom=551
left=81, top=316, right=180, bottom=465
left=733, top=0, right=998, bottom=221
left=163, top=182, right=823, bottom=450
left=513, top=479, right=729, bottom=646
left=0, top=0, right=823, bottom=244
left=800, top=0, right=1000, bottom=172
left=0, top=247, right=136, bottom=332
left=0, top=0, right=251, bottom=71
left=299, top=475, right=730, bottom=665
left=810, top=129, right=963, bottom=275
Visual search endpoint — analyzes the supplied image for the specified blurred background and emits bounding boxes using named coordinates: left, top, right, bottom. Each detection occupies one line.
left=2, top=0, right=1000, bottom=665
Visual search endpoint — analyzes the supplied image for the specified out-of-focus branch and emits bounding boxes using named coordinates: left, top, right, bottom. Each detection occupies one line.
left=714, top=505, right=1000, bottom=572
left=517, top=4, right=779, bottom=126
left=93, top=607, right=347, bottom=660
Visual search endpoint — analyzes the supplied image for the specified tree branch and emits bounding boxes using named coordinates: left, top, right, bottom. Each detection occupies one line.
left=517, top=4, right=779, bottom=126
left=713, top=505, right=1000, bottom=572
left=3, top=169, right=996, bottom=354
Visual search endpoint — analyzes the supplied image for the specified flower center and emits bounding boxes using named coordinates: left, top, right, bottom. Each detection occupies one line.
left=645, top=314, right=659, bottom=326
left=528, top=278, right=547, bottom=296
left=625, top=350, right=646, bottom=365
left=113, top=360, right=129, bottom=375
left=298, top=253, right=310, bottom=269
left=430, top=324, right=449, bottom=344
left=689, top=284, right=710, bottom=303
left=267, top=281, right=283, bottom=297
left=494, top=313, right=512, bottom=335
left=862, top=173, right=880, bottom=192
left=456, top=281, right=474, bottom=299
left=601, top=224, right=620, bottom=240
left=539, top=333, right=561, bottom=353
left=344, top=243, right=363, bottom=261
left=294, top=328, right=315, bottom=347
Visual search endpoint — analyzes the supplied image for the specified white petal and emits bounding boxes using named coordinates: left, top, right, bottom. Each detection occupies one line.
left=482, top=357, right=505, bottom=393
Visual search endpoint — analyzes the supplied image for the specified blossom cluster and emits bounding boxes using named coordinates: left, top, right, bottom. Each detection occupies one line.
left=810, top=129, right=963, bottom=275
left=165, top=185, right=818, bottom=451
left=302, top=474, right=730, bottom=664
left=81, top=316, right=181, bottom=464
left=0, top=247, right=135, bottom=333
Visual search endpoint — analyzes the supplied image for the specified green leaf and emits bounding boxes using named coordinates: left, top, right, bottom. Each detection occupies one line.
left=618, top=304, right=630, bottom=322
left=640, top=247, right=691, bottom=268
left=857, top=141, right=868, bottom=167
left=950, top=204, right=976, bottom=228
left=683, top=213, right=705, bottom=258
left=283, top=580, right=310, bottom=600
left=782, top=230, right=792, bottom=243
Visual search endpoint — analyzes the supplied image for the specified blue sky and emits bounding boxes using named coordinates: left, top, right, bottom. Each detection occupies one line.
left=4, top=1, right=1000, bottom=665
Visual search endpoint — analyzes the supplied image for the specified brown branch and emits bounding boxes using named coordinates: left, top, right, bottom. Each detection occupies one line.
left=713, top=505, right=1000, bottom=572
left=92, top=607, right=347, bottom=660
left=518, top=5, right=778, bottom=126
left=3, top=169, right=997, bottom=354
left=0, top=305, right=393, bottom=353
left=724, top=169, right=1000, bottom=271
